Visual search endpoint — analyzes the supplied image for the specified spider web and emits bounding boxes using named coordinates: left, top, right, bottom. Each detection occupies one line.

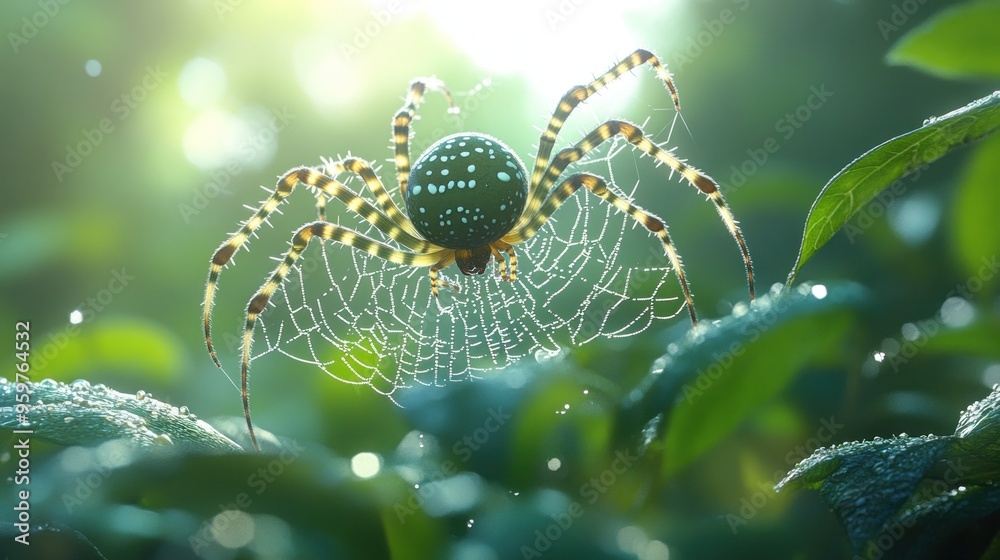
left=250, top=136, right=688, bottom=397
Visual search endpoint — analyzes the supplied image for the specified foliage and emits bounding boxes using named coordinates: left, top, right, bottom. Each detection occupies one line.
left=0, top=378, right=240, bottom=453
left=787, top=91, right=1000, bottom=285
left=778, top=3, right=1000, bottom=558
left=3, top=1, right=1000, bottom=559
left=776, top=385, right=1000, bottom=559
left=887, top=2, right=1000, bottom=79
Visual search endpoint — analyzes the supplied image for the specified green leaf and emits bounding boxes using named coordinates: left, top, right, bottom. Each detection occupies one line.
left=776, top=436, right=956, bottom=552
left=0, top=378, right=242, bottom=453
left=955, top=385, right=1000, bottom=440
left=895, top=483, right=1000, bottom=556
left=613, top=282, right=868, bottom=475
left=778, top=386, right=1000, bottom=556
left=950, top=385, right=1000, bottom=482
left=29, top=318, right=183, bottom=383
left=887, top=2, right=1000, bottom=79
left=951, top=134, right=1000, bottom=285
left=922, top=317, right=1000, bottom=362
left=788, top=92, right=1000, bottom=284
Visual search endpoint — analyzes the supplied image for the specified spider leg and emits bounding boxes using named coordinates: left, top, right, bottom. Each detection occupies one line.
left=490, top=246, right=507, bottom=279
left=203, top=166, right=435, bottom=368
left=489, top=242, right=517, bottom=282
left=392, top=77, right=456, bottom=198
left=526, top=49, right=680, bottom=218
left=526, top=119, right=755, bottom=301
left=325, top=157, right=422, bottom=239
left=315, top=190, right=327, bottom=221
left=429, top=253, right=460, bottom=295
left=505, top=245, right=518, bottom=282
left=506, top=172, right=697, bottom=326
left=240, top=221, right=446, bottom=449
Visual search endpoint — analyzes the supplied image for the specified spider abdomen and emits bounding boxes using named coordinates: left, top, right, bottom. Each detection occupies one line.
left=405, top=133, right=528, bottom=250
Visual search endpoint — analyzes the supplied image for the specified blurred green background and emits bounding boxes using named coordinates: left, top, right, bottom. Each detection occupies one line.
left=2, top=0, right=999, bottom=559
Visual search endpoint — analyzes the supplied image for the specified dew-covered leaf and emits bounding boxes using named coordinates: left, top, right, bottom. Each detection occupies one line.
left=614, top=282, right=868, bottom=475
left=777, top=386, right=1000, bottom=556
left=950, top=385, right=1000, bottom=482
left=776, top=436, right=956, bottom=552
left=0, top=378, right=241, bottom=453
left=893, top=483, right=1000, bottom=557
left=955, top=385, right=1000, bottom=440
left=788, top=92, right=1000, bottom=284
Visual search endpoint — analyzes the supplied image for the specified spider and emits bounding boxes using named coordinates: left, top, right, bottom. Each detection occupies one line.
left=203, top=49, right=755, bottom=450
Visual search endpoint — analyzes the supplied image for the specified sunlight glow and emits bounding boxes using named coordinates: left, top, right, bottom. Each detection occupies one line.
left=293, top=35, right=362, bottom=113
left=179, top=57, right=228, bottom=109
left=425, top=0, right=674, bottom=102
left=182, top=107, right=279, bottom=170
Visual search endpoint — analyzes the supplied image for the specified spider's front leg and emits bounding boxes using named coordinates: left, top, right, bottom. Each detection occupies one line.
left=238, top=221, right=444, bottom=449
left=203, top=167, right=436, bottom=367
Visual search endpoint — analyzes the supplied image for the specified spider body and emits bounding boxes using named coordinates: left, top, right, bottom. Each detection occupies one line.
left=203, top=49, right=756, bottom=450
left=405, top=133, right=528, bottom=273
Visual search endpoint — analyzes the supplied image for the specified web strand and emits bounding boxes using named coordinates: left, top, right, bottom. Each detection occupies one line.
left=251, top=138, right=686, bottom=396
